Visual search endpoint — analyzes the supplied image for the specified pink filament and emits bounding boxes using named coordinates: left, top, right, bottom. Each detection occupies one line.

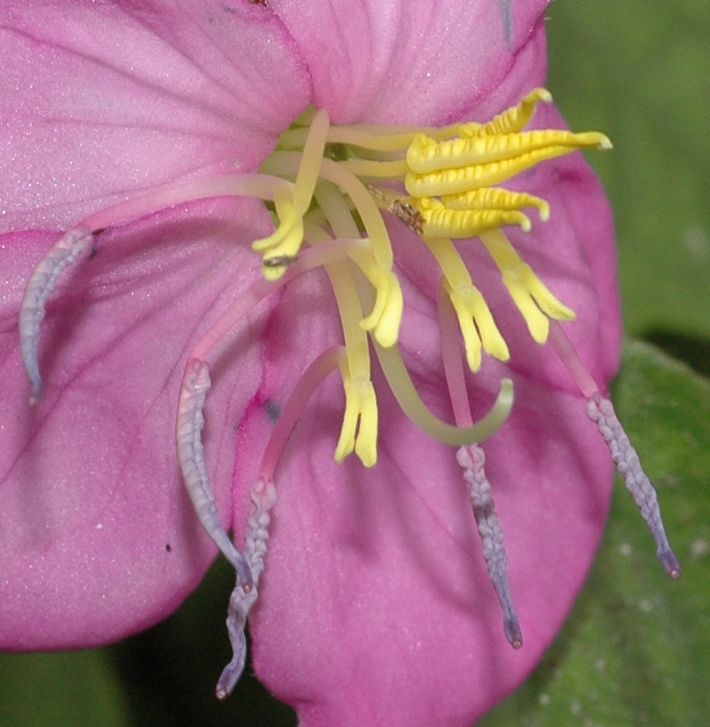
left=548, top=322, right=600, bottom=398
left=436, top=282, right=473, bottom=427
left=259, top=346, right=344, bottom=482
left=81, top=174, right=292, bottom=232
left=191, top=238, right=364, bottom=362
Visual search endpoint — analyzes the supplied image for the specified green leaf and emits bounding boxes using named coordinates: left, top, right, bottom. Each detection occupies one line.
left=0, top=650, right=131, bottom=727
left=480, top=341, right=710, bottom=726
left=547, top=1, right=710, bottom=340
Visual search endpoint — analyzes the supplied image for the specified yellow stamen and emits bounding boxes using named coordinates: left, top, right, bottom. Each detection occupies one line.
left=334, top=368, right=378, bottom=468
left=415, top=197, right=532, bottom=238
left=405, top=138, right=610, bottom=199
left=442, top=187, right=550, bottom=222
left=309, top=190, right=381, bottom=467
left=251, top=187, right=300, bottom=252
left=457, top=87, right=553, bottom=138
left=254, top=109, right=331, bottom=280
left=424, top=237, right=509, bottom=371
left=407, top=129, right=607, bottom=175
left=480, top=229, right=575, bottom=343
left=375, top=341, right=514, bottom=445
left=314, top=182, right=403, bottom=348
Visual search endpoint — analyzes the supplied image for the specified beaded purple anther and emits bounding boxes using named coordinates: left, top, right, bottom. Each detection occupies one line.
left=457, top=444, right=523, bottom=648
left=586, top=394, right=680, bottom=579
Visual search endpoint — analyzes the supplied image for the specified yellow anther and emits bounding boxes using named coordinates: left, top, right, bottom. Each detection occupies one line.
left=458, top=87, right=553, bottom=138
left=425, top=237, right=509, bottom=371
left=405, top=138, right=609, bottom=199
left=335, top=372, right=378, bottom=468
left=442, top=187, right=550, bottom=222
left=252, top=189, right=301, bottom=252
left=415, top=197, right=531, bottom=238
left=349, top=249, right=404, bottom=348
left=481, top=229, right=575, bottom=344
left=408, top=129, right=608, bottom=175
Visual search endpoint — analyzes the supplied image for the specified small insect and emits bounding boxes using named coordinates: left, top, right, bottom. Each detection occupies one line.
left=387, top=199, right=425, bottom=235
left=247, top=0, right=267, bottom=6
left=262, top=254, right=299, bottom=268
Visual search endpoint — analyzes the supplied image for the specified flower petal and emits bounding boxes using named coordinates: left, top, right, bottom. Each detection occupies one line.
left=0, top=0, right=309, bottom=230
left=234, top=271, right=612, bottom=726
left=0, top=199, right=270, bottom=648
left=269, top=0, right=549, bottom=123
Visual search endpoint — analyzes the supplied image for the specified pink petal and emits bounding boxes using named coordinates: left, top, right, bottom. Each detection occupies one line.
left=0, top=199, right=271, bottom=648
left=0, top=1, right=309, bottom=230
left=234, top=270, right=613, bottom=726
left=269, top=0, right=549, bottom=123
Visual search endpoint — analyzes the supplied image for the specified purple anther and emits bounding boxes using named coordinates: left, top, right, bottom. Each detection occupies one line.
left=587, top=394, right=680, bottom=579
left=457, top=445, right=523, bottom=648
left=19, top=227, right=93, bottom=403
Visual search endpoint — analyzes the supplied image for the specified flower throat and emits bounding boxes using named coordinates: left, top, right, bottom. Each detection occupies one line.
left=18, top=89, right=679, bottom=699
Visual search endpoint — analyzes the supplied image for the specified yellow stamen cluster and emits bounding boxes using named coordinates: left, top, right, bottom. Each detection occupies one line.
left=253, top=89, right=609, bottom=466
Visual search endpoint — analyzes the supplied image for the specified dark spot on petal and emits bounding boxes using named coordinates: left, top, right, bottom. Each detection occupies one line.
left=165, top=543, right=172, bottom=553
left=264, top=400, right=280, bottom=423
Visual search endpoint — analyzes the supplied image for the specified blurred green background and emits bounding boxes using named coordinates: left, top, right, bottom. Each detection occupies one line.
left=1, top=2, right=708, bottom=725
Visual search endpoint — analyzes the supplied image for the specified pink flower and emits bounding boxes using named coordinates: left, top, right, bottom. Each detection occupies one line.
left=0, top=2, right=678, bottom=725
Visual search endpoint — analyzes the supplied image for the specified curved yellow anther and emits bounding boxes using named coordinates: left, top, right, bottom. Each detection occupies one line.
left=350, top=249, right=403, bottom=348
left=458, top=87, right=553, bottom=138
left=442, top=187, right=550, bottom=222
left=425, top=237, right=509, bottom=371
left=405, top=138, right=610, bottom=199
left=481, top=229, right=575, bottom=343
left=408, top=129, right=607, bottom=175
left=252, top=189, right=300, bottom=252
left=335, top=372, right=378, bottom=468
left=416, top=197, right=531, bottom=238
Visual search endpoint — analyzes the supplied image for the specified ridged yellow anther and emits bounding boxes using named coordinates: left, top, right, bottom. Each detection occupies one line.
left=458, top=87, right=553, bottom=138
left=442, top=187, right=550, bottom=222
left=408, top=129, right=606, bottom=175
left=416, top=197, right=531, bottom=238
left=425, top=237, right=509, bottom=371
left=481, top=229, right=575, bottom=343
left=335, top=374, right=378, bottom=468
left=406, top=140, right=610, bottom=199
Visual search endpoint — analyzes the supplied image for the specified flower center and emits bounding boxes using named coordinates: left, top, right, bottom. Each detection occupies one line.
left=243, top=88, right=609, bottom=463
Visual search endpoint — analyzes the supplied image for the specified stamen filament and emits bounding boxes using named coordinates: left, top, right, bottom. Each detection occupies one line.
left=293, top=109, right=330, bottom=213
left=83, top=174, right=294, bottom=232
left=191, top=237, right=366, bottom=363
left=548, top=322, right=599, bottom=398
left=549, top=324, right=680, bottom=579
left=339, top=158, right=409, bottom=180
left=260, top=346, right=345, bottom=482
left=314, top=182, right=402, bottom=347
left=480, top=229, right=575, bottom=343
left=263, top=152, right=395, bottom=268
left=374, top=341, right=513, bottom=445
left=425, top=236, right=509, bottom=371
left=438, top=283, right=522, bottom=647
